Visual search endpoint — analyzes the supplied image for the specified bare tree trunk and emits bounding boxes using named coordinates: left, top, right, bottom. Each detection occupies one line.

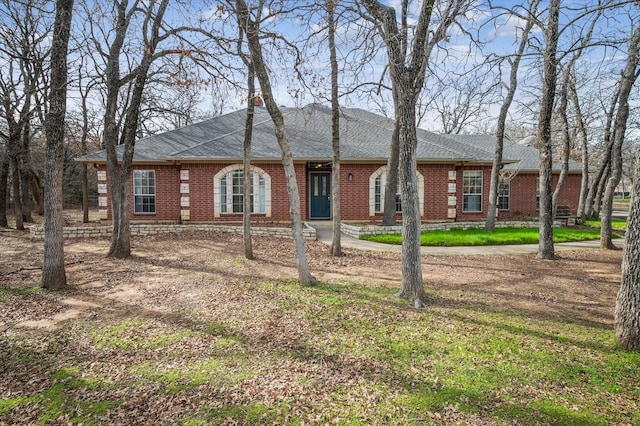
left=81, top=164, right=89, bottom=222
left=328, top=0, right=342, bottom=256
left=537, top=0, right=560, bottom=260
left=382, top=116, right=399, bottom=226
left=601, top=23, right=640, bottom=249
left=361, top=0, right=467, bottom=307
left=570, top=79, right=589, bottom=223
left=396, top=100, right=428, bottom=308
left=42, top=0, right=74, bottom=290
left=585, top=90, right=618, bottom=220
left=486, top=0, right=537, bottom=232
left=552, top=82, right=571, bottom=216
left=29, top=170, right=44, bottom=215
left=235, top=0, right=316, bottom=286
left=105, top=0, right=169, bottom=259
left=615, top=148, right=640, bottom=350
left=243, top=67, right=255, bottom=260
left=0, top=149, right=8, bottom=227
left=11, top=157, right=23, bottom=230
left=19, top=124, right=33, bottom=223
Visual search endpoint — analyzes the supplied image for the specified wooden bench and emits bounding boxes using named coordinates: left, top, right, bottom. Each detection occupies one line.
left=555, top=205, right=575, bottom=226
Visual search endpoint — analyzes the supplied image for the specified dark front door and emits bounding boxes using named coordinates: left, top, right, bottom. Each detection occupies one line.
left=310, top=172, right=331, bottom=219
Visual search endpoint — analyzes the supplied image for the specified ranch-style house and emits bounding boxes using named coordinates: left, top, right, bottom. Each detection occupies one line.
left=77, top=104, right=582, bottom=224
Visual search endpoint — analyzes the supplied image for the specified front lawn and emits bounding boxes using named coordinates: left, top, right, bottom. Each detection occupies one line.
left=361, top=226, right=612, bottom=246
left=1, top=231, right=637, bottom=425
left=584, top=218, right=627, bottom=230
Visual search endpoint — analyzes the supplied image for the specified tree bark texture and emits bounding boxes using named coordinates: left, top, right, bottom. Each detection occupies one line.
left=600, top=22, right=640, bottom=249
left=537, top=0, right=560, bottom=260
left=104, top=0, right=169, bottom=258
left=570, top=79, right=589, bottom=222
left=328, top=0, right=342, bottom=256
left=585, top=90, right=618, bottom=220
left=396, top=100, right=427, bottom=308
left=243, top=66, right=255, bottom=260
left=485, top=0, right=537, bottom=232
left=235, top=0, right=315, bottom=286
left=11, top=157, right=23, bottom=230
left=0, top=149, right=8, bottom=227
left=19, top=122, right=33, bottom=223
left=615, top=148, right=640, bottom=350
left=382, top=115, right=399, bottom=226
left=551, top=79, right=571, bottom=217
left=42, top=0, right=74, bottom=290
left=361, top=0, right=450, bottom=307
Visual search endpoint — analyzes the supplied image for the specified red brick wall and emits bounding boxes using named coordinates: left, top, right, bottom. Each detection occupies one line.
left=97, top=162, right=582, bottom=222
left=421, top=164, right=453, bottom=221
left=338, top=164, right=380, bottom=220
left=499, top=172, right=582, bottom=219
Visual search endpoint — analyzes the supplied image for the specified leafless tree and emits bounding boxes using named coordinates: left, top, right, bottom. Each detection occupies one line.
left=569, top=75, right=590, bottom=222
left=81, top=0, right=225, bottom=258
left=600, top=21, right=640, bottom=249
left=536, top=0, right=560, bottom=260
left=232, top=0, right=317, bottom=286
left=42, top=0, right=74, bottom=290
left=327, top=0, right=343, bottom=257
left=485, top=0, right=539, bottom=232
left=360, top=0, right=472, bottom=307
left=235, top=11, right=259, bottom=261
left=0, top=139, right=7, bottom=227
left=0, top=0, right=52, bottom=228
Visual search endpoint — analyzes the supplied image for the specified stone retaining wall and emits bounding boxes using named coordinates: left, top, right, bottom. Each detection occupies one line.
left=30, top=222, right=317, bottom=240
left=341, top=220, right=561, bottom=238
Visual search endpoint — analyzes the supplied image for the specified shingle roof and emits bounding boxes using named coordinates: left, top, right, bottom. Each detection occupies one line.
left=78, top=104, right=578, bottom=172
left=444, top=133, right=583, bottom=172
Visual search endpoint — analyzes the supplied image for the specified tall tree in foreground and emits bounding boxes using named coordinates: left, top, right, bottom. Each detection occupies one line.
left=485, top=0, right=538, bottom=232
left=361, top=0, right=470, bottom=307
left=536, top=0, right=560, bottom=260
left=237, top=19, right=257, bottom=260
left=600, top=21, right=640, bottom=249
left=615, top=147, right=640, bottom=350
left=233, top=0, right=316, bottom=286
left=328, top=0, right=342, bottom=256
left=42, top=0, right=74, bottom=290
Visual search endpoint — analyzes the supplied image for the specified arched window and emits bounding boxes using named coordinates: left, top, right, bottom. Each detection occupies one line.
left=369, top=166, right=424, bottom=217
left=214, top=165, right=271, bottom=217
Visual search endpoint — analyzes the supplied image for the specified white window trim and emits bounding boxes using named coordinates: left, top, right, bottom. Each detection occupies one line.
left=214, top=165, right=271, bottom=217
left=133, top=170, right=156, bottom=214
left=369, top=166, right=424, bottom=217
left=463, top=170, right=483, bottom=213
left=498, top=178, right=510, bottom=211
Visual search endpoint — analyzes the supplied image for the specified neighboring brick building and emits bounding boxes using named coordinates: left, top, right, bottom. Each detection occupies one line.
left=78, top=104, right=582, bottom=224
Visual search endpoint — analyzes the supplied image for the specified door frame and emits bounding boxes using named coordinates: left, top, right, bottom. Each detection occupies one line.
left=308, top=171, right=331, bottom=219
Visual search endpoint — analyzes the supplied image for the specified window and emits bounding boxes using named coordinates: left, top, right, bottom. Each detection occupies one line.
left=133, top=170, right=156, bottom=214
left=374, top=175, right=401, bottom=213
left=463, top=170, right=482, bottom=212
left=369, top=166, right=423, bottom=216
left=220, top=170, right=265, bottom=213
left=214, top=165, right=271, bottom=217
left=498, top=178, right=510, bottom=211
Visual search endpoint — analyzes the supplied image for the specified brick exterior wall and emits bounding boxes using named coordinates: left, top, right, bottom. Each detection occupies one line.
left=96, top=162, right=582, bottom=223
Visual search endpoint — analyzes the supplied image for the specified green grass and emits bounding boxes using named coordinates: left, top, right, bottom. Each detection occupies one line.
left=361, top=226, right=615, bottom=246
left=584, top=218, right=627, bottom=230
left=2, top=264, right=638, bottom=424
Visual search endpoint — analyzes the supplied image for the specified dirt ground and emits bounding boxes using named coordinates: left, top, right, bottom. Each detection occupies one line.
left=0, top=211, right=623, bottom=334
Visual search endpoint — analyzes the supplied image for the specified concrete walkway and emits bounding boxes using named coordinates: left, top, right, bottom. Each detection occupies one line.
left=310, top=221, right=625, bottom=256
